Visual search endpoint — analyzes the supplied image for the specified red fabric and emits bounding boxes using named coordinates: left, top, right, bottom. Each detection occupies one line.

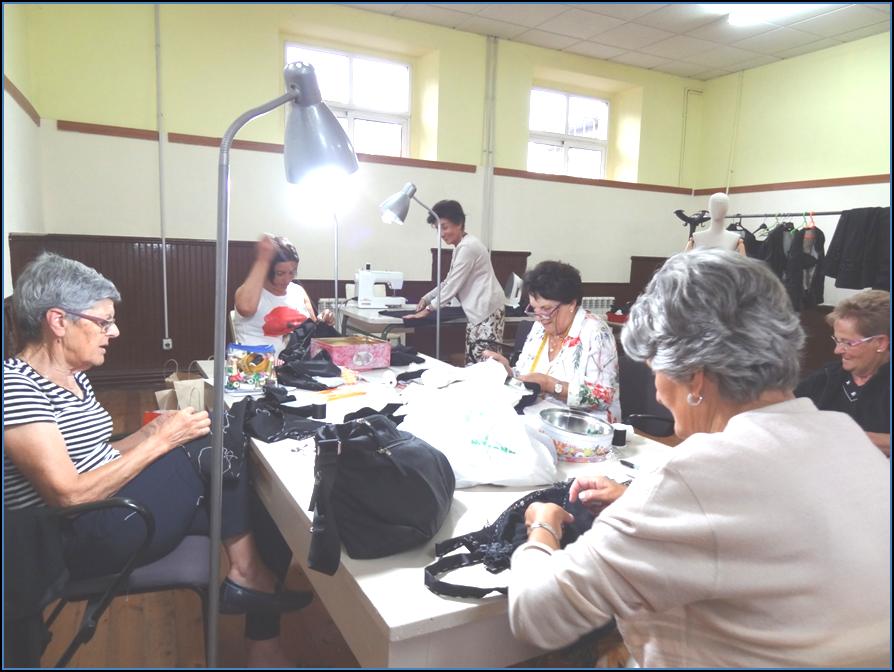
left=263, top=306, right=308, bottom=336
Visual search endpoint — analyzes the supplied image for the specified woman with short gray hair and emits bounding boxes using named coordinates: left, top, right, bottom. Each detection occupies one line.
left=5, top=252, right=311, bottom=666
left=508, top=250, right=890, bottom=667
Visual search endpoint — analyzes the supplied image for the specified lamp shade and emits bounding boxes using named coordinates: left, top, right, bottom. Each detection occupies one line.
left=379, top=182, right=417, bottom=224
left=283, top=62, right=358, bottom=184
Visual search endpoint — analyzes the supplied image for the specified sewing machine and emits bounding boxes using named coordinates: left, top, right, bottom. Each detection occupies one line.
left=354, top=269, right=407, bottom=308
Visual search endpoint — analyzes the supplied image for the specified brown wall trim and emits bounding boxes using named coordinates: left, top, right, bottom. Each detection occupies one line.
left=694, top=174, right=891, bottom=196
left=494, top=168, right=691, bottom=195
left=4, top=75, right=40, bottom=126
left=168, top=132, right=284, bottom=154
left=57, top=120, right=159, bottom=142
left=356, top=153, right=477, bottom=173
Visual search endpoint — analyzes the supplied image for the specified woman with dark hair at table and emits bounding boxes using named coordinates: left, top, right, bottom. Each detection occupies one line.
left=508, top=250, right=889, bottom=667
left=4, top=252, right=311, bottom=666
left=484, top=260, right=620, bottom=423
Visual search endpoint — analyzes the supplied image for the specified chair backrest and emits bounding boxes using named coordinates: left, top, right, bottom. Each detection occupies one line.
left=618, top=353, right=675, bottom=437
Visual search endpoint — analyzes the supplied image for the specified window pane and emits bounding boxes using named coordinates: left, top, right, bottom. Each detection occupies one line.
left=353, top=58, right=410, bottom=114
left=567, top=147, right=603, bottom=179
left=527, top=141, right=564, bottom=175
left=353, top=118, right=403, bottom=156
left=529, top=90, right=567, bottom=134
left=286, top=46, right=350, bottom=105
left=568, top=96, right=608, bottom=141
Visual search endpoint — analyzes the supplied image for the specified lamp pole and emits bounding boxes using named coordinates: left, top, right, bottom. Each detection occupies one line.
left=412, top=197, right=442, bottom=361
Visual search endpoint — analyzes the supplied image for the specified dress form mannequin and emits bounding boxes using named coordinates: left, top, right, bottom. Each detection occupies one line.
left=685, top=192, right=746, bottom=255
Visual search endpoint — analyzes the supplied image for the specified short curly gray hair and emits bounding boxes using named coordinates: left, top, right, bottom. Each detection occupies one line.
left=13, top=252, right=121, bottom=345
left=621, top=249, right=805, bottom=403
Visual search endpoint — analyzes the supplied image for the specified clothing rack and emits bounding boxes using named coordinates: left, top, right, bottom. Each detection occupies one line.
left=724, top=210, right=843, bottom=219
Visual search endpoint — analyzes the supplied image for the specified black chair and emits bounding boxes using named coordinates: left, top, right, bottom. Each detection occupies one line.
left=618, top=352, right=675, bottom=437
left=4, top=497, right=210, bottom=667
left=470, top=319, right=534, bottom=365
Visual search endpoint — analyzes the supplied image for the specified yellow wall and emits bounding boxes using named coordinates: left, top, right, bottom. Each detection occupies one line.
left=698, top=32, right=890, bottom=188
left=3, top=4, right=33, bottom=100
left=4, top=4, right=890, bottom=187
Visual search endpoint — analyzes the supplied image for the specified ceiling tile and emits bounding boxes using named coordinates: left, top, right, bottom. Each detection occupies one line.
left=790, top=4, right=890, bottom=36
left=456, top=15, right=529, bottom=39
left=344, top=4, right=405, bottom=15
left=697, top=69, right=735, bottom=80
left=772, top=37, right=844, bottom=59
left=640, top=34, right=719, bottom=59
left=576, top=4, right=668, bottom=21
left=564, top=41, right=628, bottom=59
left=591, top=22, right=674, bottom=49
left=634, top=4, right=725, bottom=33
left=393, top=4, right=471, bottom=27
left=686, top=16, right=775, bottom=43
left=732, top=26, right=823, bottom=54
left=514, top=29, right=580, bottom=50
left=768, top=3, right=852, bottom=26
left=874, top=2, right=891, bottom=12
left=610, top=51, right=673, bottom=69
left=476, top=4, right=568, bottom=28
left=655, top=60, right=712, bottom=77
left=733, top=54, right=782, bottom=70
left=429, top=3, right=487, bottom=14
left=833, top=20, right=892, bottom=41
left=683, top=44, right=764, bottom=68
left=536, top=8, right=625, bottom=40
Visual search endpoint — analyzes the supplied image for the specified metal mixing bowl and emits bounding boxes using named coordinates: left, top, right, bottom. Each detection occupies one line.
left=539, top=408, right=614, bottom=462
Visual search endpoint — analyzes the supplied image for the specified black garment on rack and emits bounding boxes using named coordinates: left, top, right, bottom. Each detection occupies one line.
left=825, top=207, right=890, bottom=290
left=726, top=223, right=764, bottom=258
left=762, top=225, right=826, bottom=310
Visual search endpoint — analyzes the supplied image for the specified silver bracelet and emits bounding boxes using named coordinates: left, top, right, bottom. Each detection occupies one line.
left=527, top=521, right=561, bottom=545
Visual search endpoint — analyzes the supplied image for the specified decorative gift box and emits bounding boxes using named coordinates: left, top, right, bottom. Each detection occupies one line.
left=310, top=336, right=391, bottom=371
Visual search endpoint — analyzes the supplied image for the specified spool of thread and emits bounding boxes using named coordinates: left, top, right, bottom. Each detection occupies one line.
left=381, top=370, right=398, bottom=388
left=611, top=427, right=627, bottom=447
left=312, top=403, right=327, bottom=420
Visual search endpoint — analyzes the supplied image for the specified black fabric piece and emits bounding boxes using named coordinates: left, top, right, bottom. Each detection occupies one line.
left=4, top=506, right=69, bottom=667
left=308, top=415, right=455, bottom=575
left=424, top=480, right=595, bottom=599
left=342, top=402, right=406, bottom=426
left=390, top=343, right=425, bottom=366
left=726, top=223, right=764, bottom=259
left=279, top=321, right=341, bottom=363
left=379, top=306, right=467, bottom=323
left=825, top=207, right=890, bottom=290
left=263, top=383, right=295, bottom=405
left=395, top=368, right=426, bottom=383
left=242, top=398, right=325, bottom=443
left=505, top=305, right=528, bottom=318
left=762, top=225, right=827, bottom=310
left=514, top=381, right=541, bottom=414
left=796, top=361, right=890, bottom=434
left=180, top=401, right=249, bottom=483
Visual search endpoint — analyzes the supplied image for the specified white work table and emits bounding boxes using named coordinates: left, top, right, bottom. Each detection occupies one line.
left=198, top=358, right=671, bottom=667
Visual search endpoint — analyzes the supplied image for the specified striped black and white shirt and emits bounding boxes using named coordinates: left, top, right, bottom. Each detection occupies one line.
left=3, top=358, right=120, bottom=510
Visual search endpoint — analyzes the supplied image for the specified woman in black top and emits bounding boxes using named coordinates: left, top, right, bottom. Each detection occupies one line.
left=796, top=289, right=890, bottom=456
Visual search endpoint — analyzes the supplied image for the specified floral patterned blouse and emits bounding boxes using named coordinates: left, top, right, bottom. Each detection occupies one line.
left=514, top=308, right=621, bottom=423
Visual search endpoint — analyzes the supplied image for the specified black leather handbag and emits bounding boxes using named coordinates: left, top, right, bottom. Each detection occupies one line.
left=307, top=414, right=456, bottom=576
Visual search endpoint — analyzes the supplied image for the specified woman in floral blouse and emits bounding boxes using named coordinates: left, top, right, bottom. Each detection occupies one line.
left=484, top=261, right=621, bottom=423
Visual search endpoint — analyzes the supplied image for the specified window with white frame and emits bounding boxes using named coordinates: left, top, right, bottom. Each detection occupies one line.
left=527, top=88, right=609, bottom=179
left=285, top=43, right=410, bottom=157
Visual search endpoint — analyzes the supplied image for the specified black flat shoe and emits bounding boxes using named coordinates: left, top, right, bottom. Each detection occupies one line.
left=219, top=578, right=313, bottom=615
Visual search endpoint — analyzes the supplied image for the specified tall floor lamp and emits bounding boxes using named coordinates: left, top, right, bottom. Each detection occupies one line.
left=209, top=62, right=357, bottom=665
left=378, top=183, right=443, bottom=360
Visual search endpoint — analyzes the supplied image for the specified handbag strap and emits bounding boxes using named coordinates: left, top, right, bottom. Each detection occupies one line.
left=307, top=436, right=342, bottom=576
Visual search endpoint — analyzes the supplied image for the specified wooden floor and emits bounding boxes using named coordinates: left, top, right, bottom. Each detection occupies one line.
left=42, top=387, right=677, bottom=667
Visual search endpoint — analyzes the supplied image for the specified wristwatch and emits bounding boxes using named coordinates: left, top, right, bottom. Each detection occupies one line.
left=553, top=381, right=564, bottom=395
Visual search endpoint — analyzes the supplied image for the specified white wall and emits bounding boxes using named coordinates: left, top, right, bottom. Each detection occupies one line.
left=17, top=122, right=893, bottom=301
left=3, top=90, right=44, bottom=296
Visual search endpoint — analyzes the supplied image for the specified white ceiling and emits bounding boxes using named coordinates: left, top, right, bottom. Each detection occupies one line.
left=344, top=3, right=891, bottom=80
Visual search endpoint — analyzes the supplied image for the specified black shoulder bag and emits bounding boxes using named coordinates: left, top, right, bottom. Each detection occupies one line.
left=308, top=414, right=456, bottom=576
left=424, top=480, right=595, bottom=599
